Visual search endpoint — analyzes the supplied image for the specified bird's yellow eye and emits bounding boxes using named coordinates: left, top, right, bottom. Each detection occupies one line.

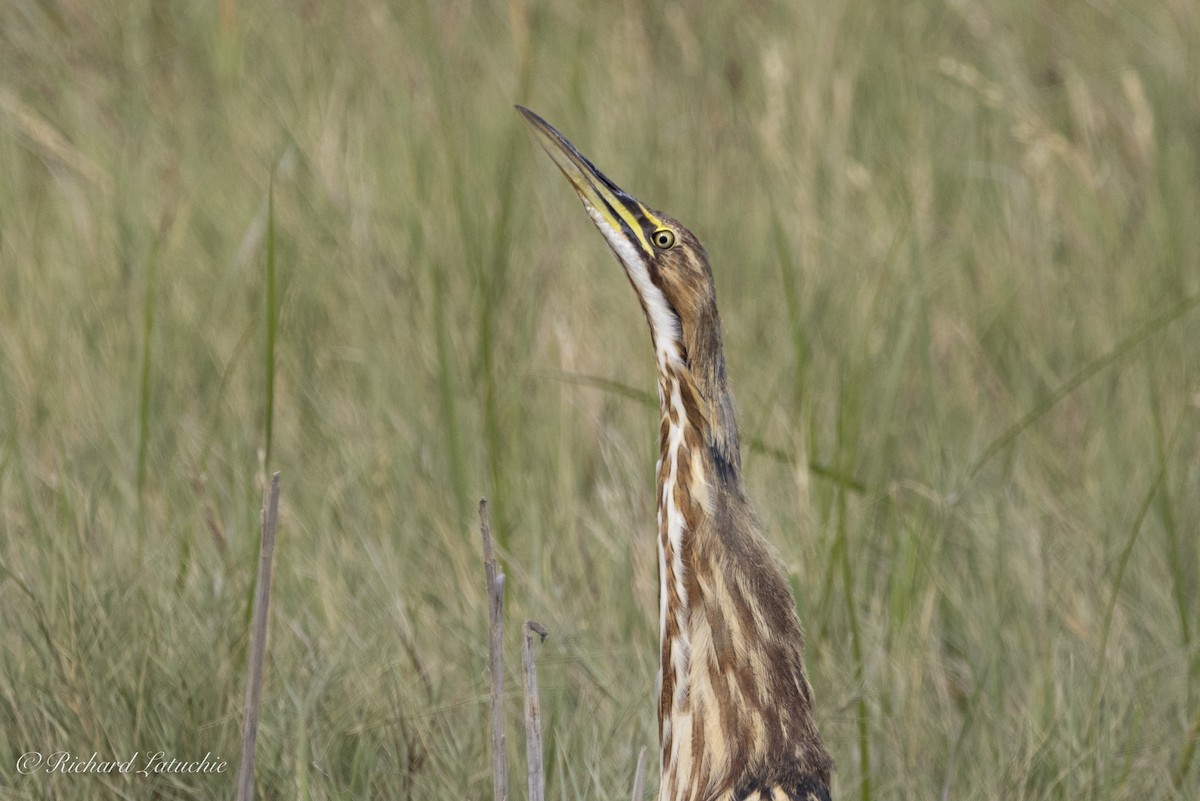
left=653, top=228, right=676, bottom=249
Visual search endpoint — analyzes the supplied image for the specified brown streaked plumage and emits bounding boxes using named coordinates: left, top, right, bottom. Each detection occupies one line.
left=518, top=106, right=833, bottom=801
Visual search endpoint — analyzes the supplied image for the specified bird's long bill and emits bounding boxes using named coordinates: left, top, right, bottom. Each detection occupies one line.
left=516, top=105, right=657, bottom=256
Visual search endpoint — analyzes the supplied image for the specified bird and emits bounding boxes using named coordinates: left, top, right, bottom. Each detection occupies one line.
left=518, top=106, right=834, bottom=801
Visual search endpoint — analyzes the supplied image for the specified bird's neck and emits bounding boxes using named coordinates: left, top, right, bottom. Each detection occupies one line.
left=653, top=360, right=706, bottom=792
left=651, top=350, right=739, bottom=700
left=651, top=329, right=741, bottom=738
left=652, top=358, right=833, bottom=801
left=653, top=304, right=741, bottom=480
left=653, top=357, right=738, bottom=800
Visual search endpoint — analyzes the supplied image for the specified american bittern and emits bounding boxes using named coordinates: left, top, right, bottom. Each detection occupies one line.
left=518, top=107, right=833, bottom=801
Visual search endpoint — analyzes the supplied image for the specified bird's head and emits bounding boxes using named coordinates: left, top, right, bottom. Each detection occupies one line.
left=519, top=105, right=740, bottom=474
left=518, top=106, right=721, bottom=372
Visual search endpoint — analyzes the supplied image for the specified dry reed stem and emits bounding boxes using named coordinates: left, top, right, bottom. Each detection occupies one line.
left=522, top=620, right=548, bottom=801
left=480, top=499, right=508, bottom=801
left=236, top=472, right=280, bottom=801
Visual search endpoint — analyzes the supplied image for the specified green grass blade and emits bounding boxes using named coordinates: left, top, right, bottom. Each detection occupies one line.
left=964, top=292, right=1200, bottom=485
left=263, top=174, right=279, bottom=476
left=135, top=233, right=159, bottom=516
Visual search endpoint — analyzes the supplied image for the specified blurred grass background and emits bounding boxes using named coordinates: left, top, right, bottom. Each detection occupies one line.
left=1, top=0, right=1199, bottom=798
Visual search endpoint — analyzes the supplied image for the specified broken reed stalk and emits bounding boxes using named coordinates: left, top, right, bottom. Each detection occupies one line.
left=236, top=472, right=280, bottom=801
left=631, top=746, right=647, bottom=801
left=480, top=499, right=508, bottom=801
left=478, top=499, right=639, bottom=801
left=522, top=620, right=548, bottom=801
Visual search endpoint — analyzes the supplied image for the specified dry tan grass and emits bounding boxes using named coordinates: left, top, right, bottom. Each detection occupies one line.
left=0, top=1, right=1197, bottom=798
